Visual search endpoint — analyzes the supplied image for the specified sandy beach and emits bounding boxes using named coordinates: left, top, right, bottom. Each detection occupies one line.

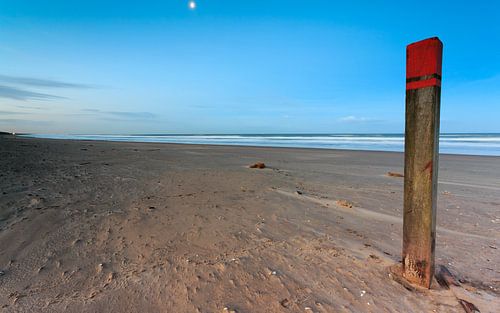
left=0, top=135, right=499, bottom=312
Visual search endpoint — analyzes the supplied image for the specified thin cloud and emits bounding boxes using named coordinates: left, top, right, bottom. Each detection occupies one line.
left=0, top=74, right=94, bottom=89
left=0, top=118, right=42, bottom=123
left=338, top=115, right=377, bottom=123
left=0, top=118, right=50, bottom=124
left=106, top=111, right=156, bottom=119
left=0, top=118, right=26, bottom=122
left=15, top=105, right=43, bottom=110
left=81, top=109, right=156, bottom=119
left=0, top=110, right=32, bottom=115
left=189, top=104, right=213, bottom=109
left=0, top=85, right=64, bottom=101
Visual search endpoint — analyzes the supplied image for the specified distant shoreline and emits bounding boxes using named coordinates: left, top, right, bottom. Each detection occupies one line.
left=19, top=133, right=500, bottom=157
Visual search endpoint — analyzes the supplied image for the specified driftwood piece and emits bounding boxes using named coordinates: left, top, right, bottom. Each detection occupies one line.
left=249, top=162, right=266, bottom=169
left=387, top=171, right=404, bottom=178
left=336, top=200, right=353, bottom=209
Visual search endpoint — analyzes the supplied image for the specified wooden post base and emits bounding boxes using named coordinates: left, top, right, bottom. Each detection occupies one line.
left=388, top=264, right=441, bottom=293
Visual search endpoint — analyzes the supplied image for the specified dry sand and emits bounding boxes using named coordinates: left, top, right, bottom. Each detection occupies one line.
left=0, top=135, right=499, bottom=312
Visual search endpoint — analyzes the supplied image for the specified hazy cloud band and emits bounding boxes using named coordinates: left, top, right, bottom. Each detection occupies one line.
left=0, top=85, right=64, bottom=101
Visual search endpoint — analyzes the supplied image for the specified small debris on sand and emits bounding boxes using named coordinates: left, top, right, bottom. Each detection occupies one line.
left=435, top=265, right=459, bottom=288
left=336, top=200, right=353, bottom=209
left=459, top=299, right=480, bottom=313
left=387, top=172, right=404, bottom=178
left=0, top=270, right=5, bottom=276
left=106, top=272, right=116, bottom=283
left=266, top=268, right=278, bottom=276
left=97, top=263, right=104, bottom=273
left=280, top=298, right=290, bottom=308
left=222, top=307, right=237, bottom=313
left=249, top=162, right=266, bottom=169
left=295, top=190, right=303, bottom=195
left=442, top=191, right=452, bottom=195
left=434, top=265, right=483, bottom=312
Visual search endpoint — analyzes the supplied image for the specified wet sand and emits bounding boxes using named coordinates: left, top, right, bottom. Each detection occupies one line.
left=1, top=135, right=499, bottom=312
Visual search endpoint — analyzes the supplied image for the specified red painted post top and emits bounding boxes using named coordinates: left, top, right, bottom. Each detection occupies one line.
left=406, top=37, right=443, bottom=90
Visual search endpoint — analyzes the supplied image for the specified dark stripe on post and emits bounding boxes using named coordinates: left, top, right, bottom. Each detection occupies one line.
left=403, top=37, right=443, bottom=288
left=406, top=78, right=441, bottom=90
left=406, top=73, right=442, bottom=83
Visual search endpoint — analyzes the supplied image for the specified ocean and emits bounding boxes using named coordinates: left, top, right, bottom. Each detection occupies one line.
left=23, top=133, right=500, bottom=156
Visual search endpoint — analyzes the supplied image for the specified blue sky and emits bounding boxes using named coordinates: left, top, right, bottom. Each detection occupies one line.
left=0, top=0, right=499, bottom=134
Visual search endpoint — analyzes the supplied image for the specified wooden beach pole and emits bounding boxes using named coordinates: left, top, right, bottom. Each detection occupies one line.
left=402, top=37, right=443, bottom=288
